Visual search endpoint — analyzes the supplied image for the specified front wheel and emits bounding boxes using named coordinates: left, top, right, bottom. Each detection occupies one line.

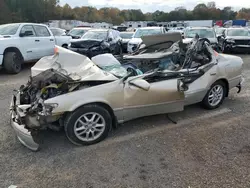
left=3, top=51, right=22, bottom=74
left=202, top=81, right=226, bottom=110
left=64, top=104, right=112, bottom=146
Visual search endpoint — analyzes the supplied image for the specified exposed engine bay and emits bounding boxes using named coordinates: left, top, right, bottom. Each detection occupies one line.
left=17, top=69, right=112, bottom=129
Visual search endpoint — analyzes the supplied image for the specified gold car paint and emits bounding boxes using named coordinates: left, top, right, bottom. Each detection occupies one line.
left=123, top=78, right=185, bottom=121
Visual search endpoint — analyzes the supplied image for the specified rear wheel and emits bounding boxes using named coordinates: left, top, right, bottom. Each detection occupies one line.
left=202, top=81, right=226, bottom=110
left=64, top=104, right=112, bottom=146
left=3, top=51, right=22, bottom=74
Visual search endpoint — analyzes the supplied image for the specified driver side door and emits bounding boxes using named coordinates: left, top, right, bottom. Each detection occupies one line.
left=123, top=76, right=185, bottom=122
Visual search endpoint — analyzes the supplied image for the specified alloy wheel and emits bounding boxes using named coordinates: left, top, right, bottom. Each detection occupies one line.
left=74, top=112, right=106, bottom=142
left=208, top=85, right=224, bottom=107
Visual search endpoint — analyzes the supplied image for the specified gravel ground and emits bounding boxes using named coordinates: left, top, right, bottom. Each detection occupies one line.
left=1, top=55, right=250, bottom=188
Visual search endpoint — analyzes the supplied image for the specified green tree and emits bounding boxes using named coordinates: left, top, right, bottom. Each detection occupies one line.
left=62, top=3, right=75, bottom=19
left=193, top=4, right=210, bottom=20
left=0, top=0, right=247, bottom=25
left=221, top=7, right=237, bottom=20
left=236, top=8, right=250, bottom=20
left=0, top=0, right=12, bottom=24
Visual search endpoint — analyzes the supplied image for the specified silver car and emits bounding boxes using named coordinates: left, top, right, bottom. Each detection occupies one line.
left=10, top=33, right=244, bottom=151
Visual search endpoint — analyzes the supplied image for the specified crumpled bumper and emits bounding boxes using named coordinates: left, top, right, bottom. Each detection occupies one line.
left=10, top=94, right=39, bottom=151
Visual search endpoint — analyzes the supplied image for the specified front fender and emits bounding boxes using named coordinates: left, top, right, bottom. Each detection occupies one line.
left=45, top=95, right=113, bottom=114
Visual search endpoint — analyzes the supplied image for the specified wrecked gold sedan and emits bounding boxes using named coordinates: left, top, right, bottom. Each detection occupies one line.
left=10, top=33, right=244, bottom=151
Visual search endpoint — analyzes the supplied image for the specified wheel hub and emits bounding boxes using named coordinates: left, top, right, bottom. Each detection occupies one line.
left=73, top=112, right=106, bottom=142
left=208, top=84, right=224, bottom=107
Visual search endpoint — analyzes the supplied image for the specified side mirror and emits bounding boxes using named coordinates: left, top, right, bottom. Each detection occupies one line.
left=20, top=30, right=33, bottom=37
left=129, top=79, right=150, bottom=91
left=108, top=37, right=112, bottom=42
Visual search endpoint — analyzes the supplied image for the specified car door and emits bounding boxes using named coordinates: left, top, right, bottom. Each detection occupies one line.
left=19, top=25, right=40, bottom=61
left=33, top=25, right=55, bottom=58
left=123, top=75, right=185, bottom=122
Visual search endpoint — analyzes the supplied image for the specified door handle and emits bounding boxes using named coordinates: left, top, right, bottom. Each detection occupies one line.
left=35, top=40, right=40, bottom=42
left=50, top=39, right=54, bottom=41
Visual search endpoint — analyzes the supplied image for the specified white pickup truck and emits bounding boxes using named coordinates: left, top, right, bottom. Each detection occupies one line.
left=0, top=23, right=71, bottom=74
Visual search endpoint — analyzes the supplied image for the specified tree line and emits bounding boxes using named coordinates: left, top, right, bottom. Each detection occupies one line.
left=1, top=0, right=250, bottom=25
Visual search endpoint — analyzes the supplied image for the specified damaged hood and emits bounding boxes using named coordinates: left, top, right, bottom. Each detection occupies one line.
left=31, top=46, right=118, bottom=81
left=70, top=39, right=103, bottom=49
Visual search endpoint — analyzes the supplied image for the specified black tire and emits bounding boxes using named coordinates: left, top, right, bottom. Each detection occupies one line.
left=62, top=44, right=68, bottom=48
left=64, top=104, right=112, bottom=146
left=3, top=51, right=22, bottom=74
left=202, top=81, right=226, bottom=110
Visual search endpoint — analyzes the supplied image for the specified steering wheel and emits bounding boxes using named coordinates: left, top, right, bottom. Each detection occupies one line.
left=127, top=67, right=138, bottom=76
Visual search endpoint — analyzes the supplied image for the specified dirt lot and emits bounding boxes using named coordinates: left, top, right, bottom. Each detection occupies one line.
left=1, top=54, right=250, bottom=188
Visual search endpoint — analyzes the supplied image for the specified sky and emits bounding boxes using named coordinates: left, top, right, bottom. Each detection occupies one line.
left=60, top=0, right=250, bottom=13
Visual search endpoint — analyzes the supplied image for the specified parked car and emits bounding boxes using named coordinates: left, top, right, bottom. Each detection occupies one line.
left=67, top=27, right=91, bottom=39
left=183, top=27, right=219, bottom=51
left=0, top=23, right=56, bottom=74
left=113, top=26, right=128, bottom=32
left=218, top=27, right=250, bottom=53
left=127, top=27, right=167, bottom=53
left=120, top=32, right=134, bottom=53
left=49, top=27, right=72, bottom=48
left=68, top=29, right=123, bottom=58
left=10, top=33, right=243, bottom=151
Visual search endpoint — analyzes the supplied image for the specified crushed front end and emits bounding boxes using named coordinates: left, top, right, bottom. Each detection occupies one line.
left=9, top=69, right=75, bottom=151
left=10, top=93, right=40, bottom=151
